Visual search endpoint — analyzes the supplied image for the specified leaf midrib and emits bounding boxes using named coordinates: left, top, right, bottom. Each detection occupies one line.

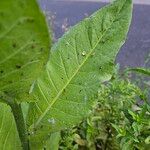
left=31, top=0, right=127, bottom=128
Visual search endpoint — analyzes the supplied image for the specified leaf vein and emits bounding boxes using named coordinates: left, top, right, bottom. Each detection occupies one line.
left=31, top=1, right=127, bottom=128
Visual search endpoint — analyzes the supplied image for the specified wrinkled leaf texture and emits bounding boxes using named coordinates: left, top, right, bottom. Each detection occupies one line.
left=0, top=0, right=50, bottom=103
left=27, top=0, right=133, bottom=147
left=0, top=0, right=50, bottom=149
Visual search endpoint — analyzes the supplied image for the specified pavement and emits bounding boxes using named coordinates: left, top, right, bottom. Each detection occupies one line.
left=39, top=0, right=150, bottom=69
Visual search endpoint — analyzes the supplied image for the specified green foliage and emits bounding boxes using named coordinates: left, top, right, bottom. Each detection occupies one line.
left=0, top=0, right=134, bottom=149
left=0, top=103, right=21, bottom=149
left=58, top=69, right=150, bottom=150
left=45, top=132, right=61, bottom=150
left=27, top=0, right=133, bottom=146
left=114, top=103, right=150, bottom=150
left=0, top=0, right=50, bottom=103
left=127, top=68, right=150, bottom=77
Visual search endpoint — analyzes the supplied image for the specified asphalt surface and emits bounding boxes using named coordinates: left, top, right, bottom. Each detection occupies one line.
left=39, top=0, right=150, bottom=69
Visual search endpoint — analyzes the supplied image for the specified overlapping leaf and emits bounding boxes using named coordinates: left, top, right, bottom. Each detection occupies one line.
left=0, top=0, right=50, bottom=103
left=0, top=103, right=21, bottom=150
left=27, top=0, right=133, bottom=145
left=127, top=68, right=150, bottom=76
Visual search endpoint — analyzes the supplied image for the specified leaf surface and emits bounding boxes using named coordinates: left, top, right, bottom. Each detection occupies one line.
left=0, top=0, right=50, bottom=102
left=127, top=68, right=150, bottom=76
left=45, top=132, right=61, bottom=150
left=28, top=0, right=133, bottom=144
left=0, top=103, right=21, bottom=150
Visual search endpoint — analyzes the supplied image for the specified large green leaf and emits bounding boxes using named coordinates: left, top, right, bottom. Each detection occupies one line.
left=0, top=103, right=21, bottom=150
left=28, top=0, right=133, bottom=145
left=0, top=0, right=50, bottom=102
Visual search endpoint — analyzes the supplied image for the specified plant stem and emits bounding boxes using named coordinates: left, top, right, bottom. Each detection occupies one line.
left=10, top=103, right=29, bottom=150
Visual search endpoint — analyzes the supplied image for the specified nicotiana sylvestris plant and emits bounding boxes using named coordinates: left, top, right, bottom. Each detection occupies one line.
left=0, top=0, right=133, bottom=149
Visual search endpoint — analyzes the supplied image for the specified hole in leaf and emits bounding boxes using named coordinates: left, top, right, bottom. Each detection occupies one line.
left=16, top=64, right=21, bottom=69
left=99, top=66, right=102, bottom=70
left=12, top=43, right=17, bottom=48
left=40, top=48, right=44, bottom=51
left=79, top=89, right=82, bottom=93
left=27, top=18, right=34, bottom=23
left=31, top=45, right=35, bottom=49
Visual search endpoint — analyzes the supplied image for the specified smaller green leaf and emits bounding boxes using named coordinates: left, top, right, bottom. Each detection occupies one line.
left=45, top=132, right=61, bottom=150
left=0, top=103, right=21, bottom=150
left=145, top=136, right=150, bottom=144
left=128, top=110, right=140, bottom=122
left=127, top=68, right=150, bottom=77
